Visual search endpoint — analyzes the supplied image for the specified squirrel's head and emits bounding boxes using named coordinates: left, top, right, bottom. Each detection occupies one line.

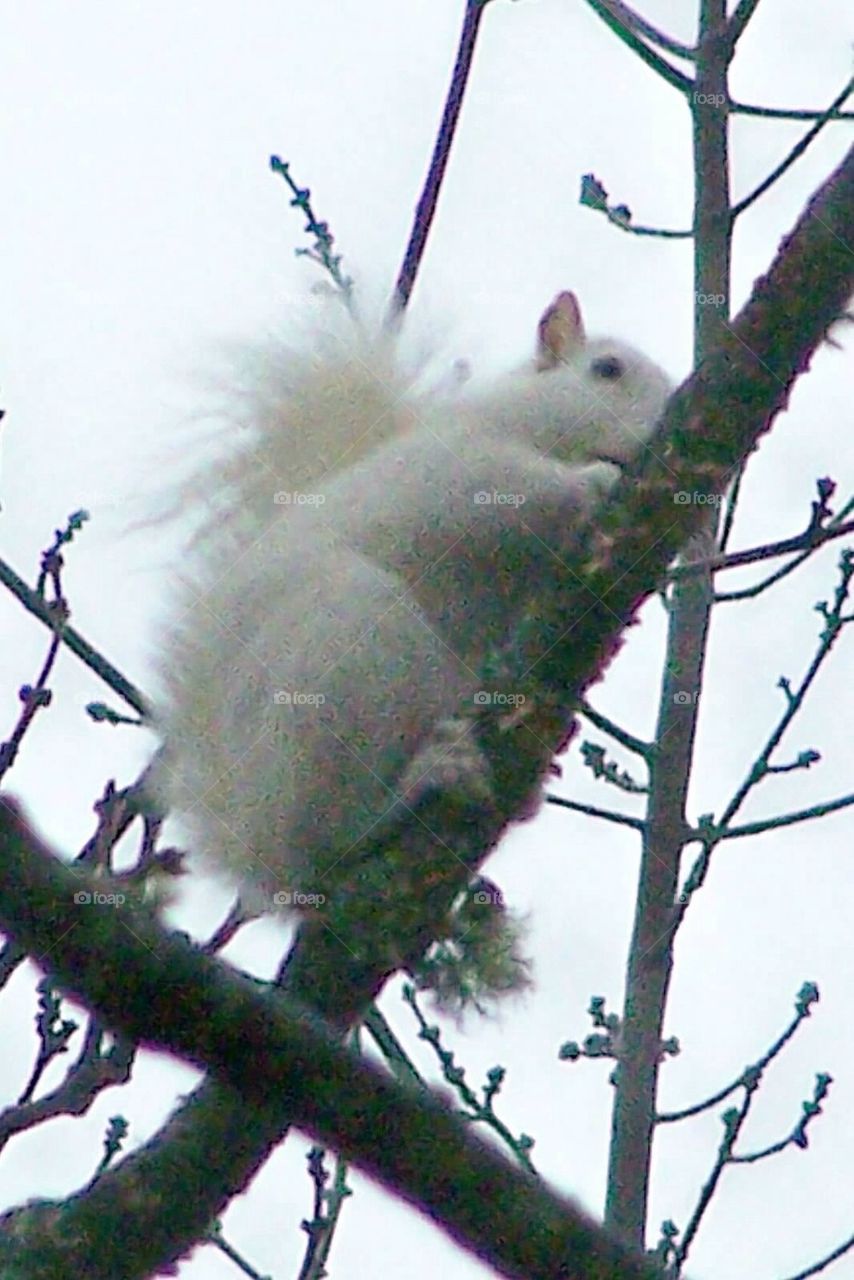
left=481, top=290, right=674, bottom=472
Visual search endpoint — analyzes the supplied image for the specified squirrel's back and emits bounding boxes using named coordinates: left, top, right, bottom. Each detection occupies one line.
left=156, top=292, right=673, bottom=911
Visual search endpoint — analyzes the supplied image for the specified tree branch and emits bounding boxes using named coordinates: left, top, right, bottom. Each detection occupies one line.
left=732, top=78, right=854, bottom=220
left=546, top=795, right=645, bottom=832
left=726, top=0, right=762, bottom=50
left=579, top=701, right=653, bottom=759
left=0, top=556, right=149, bottom=719
left=711, top=790, right=854, bottom=841
left=581, top=0, right=694, bottom=93
left=389, top=0, right=492, bottom=319
left=605, top=4, right=731, bottom=1243
left=0, top=800, right=663, bottom=1280
left=580, top=0, right=694, bottom=59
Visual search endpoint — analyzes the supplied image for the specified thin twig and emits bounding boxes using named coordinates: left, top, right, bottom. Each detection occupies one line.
left=0, top=555, right=149, bottom=718
left=581, top=0, right=693, bottom=93
left=709, top=791, right=854, bottom=841
left=673, top=984, right=819, bottom=1271
left=733, top=78, right=854, bottom=220
left=781, top=1232, right=854, bottom=1280
left=545, top=795, right=645, bottom=831
left=404, top=985, right=537, bottom=1173
left=671, top=506, right=854, bottom=581
left=579, top=701, right=653, bottom=759
left=733, top=100, right=854, bottom=121
left=363, top=1006, right=427, bottom=1090
left=389, top=0, right=493, bottom=320
left=678, top=553, right=854, bottom=908
left=582, top=0, right=694, bottom=58
left=718, top=463, right=744, bottom=552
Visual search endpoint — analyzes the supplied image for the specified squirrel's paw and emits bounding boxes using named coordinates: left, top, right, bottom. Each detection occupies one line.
left=398, top=717, right=495, bottom=818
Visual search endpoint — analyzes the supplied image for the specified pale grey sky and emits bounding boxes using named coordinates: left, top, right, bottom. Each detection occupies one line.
left=1, top=3, right=853, bottom=1278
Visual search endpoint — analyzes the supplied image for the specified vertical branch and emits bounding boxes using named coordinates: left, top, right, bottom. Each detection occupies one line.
left=604, top=0, right=733, bottom=1249
left=387, top=0, right=492, bottom=322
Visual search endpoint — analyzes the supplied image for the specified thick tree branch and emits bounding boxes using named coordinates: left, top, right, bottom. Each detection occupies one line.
left=0, top=801, right=663, bottom=1280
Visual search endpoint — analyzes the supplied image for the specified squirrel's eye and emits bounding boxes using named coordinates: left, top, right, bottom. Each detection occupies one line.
left=590, top=355, right=625, bottom=381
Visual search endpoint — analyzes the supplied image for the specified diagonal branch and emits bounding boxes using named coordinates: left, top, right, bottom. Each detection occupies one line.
left=0, top=556, right=149, bottom=719
left=726, top=0, right=762, bottom=50
left=581, top=0, right=694, bottom=93
left=733, top=78, right=854, bottom=220
left=0, top=801, right=664, bottom=1280
left=580, top=0, right=694, bottom=59
left=389, top=0, right=492, bottom=319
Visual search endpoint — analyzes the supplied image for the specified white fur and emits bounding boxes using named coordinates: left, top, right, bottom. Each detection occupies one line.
left=156, top=306, right=673, bottom=910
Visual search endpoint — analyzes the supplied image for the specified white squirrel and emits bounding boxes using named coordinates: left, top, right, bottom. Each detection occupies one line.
left=157, top=291, right=673, bottom=923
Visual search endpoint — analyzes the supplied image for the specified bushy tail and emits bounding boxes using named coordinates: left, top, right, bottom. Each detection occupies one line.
left=163, top=311, right=449, bottom=552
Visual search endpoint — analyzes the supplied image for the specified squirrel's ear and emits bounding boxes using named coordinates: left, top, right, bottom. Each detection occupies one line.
left=534, top=291, right=585, bottom=370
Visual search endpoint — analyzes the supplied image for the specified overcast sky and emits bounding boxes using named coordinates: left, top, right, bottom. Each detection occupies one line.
left=1, top=2, right=853, bottom=1278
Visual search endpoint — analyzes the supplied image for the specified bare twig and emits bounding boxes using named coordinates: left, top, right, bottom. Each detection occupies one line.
left=733, top=78, right=854, bottom=220
left=581, top=0, right=694, bottom=58
left=732, top=100, right=854, bottom=121
left=0, top=555, right=149, bottom=718
left=673, top=985, right=820, bottom=1271
left=707, top=790, right=854, bottom=841
left=679, top=551, right=854, bottom=908
left=403, top=985, right=537, bottom=1173
left=546, top=795, right=645, bottom=831
left=0, top=1020, right=133, bottom=1156
left=672, top=500, right=854, bottom=585
left=581, top=0, right=693, bottom=92
left=781, top=1232, right=854, bottom=1280
left=579, top=701, right=653, bottom=759
left=270, top=156, right=355, bottom=303
left=389, top=0, right=493, bottom=320
left=0, top=543, right=68, bottom=782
